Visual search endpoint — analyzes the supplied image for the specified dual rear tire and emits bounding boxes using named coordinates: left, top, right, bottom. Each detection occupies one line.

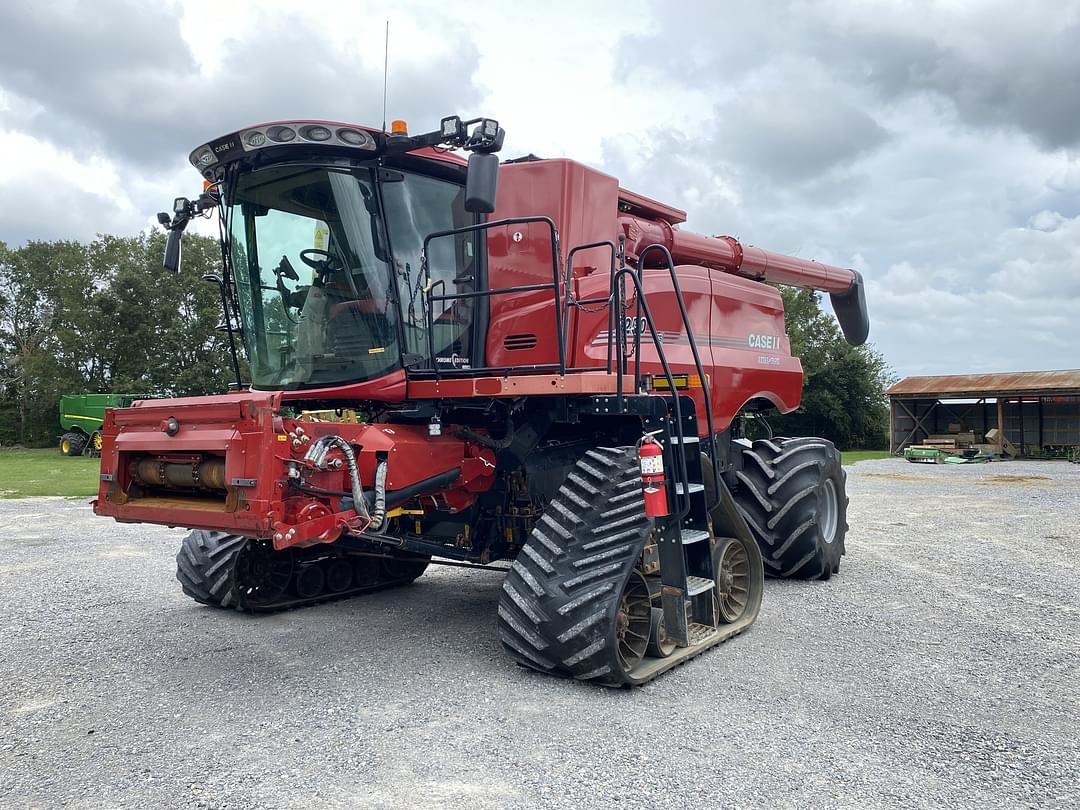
left=60, top=432, right=86, bottom=456
left=731, top=437, right=848, bottom=580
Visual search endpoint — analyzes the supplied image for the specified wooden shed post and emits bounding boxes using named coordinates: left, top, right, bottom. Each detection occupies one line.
left=996, top=397, right=1005, bottom=452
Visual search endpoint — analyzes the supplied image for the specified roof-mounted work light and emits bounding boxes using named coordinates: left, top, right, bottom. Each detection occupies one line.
left=440, top=115, right=466, bottom=141
left=466, top=118, right=504, bottom=154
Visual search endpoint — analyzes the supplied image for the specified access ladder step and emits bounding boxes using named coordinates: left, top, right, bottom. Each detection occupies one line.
left=670, top=435, right=700, bottom=445
left=680, top=529, right=710, bottom=545
left=686, top=576, right=715, bottom=596
left=687, top=622, right=717, bottom=645
left=674, top=482, right=704, bottom=495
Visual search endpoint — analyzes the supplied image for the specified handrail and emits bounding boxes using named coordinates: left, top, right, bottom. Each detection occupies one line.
left=421, top=216, right=563, bottom=380
left=611, top=266, right=693, bottom=520
left=564, top=240, right=618, bottom=374
left=637, top=244, right=723, bottom=513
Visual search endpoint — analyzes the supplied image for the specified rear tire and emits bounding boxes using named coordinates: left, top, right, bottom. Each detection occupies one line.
left=60, top=432, right=86, bottom=457
left=732, top=437, right=848, bottom=580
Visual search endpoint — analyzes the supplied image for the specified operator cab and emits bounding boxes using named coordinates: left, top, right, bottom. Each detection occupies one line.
left=161, top=116, right=504, bottom=391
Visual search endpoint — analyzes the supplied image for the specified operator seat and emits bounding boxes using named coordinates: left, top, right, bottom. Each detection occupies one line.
left=326, top=297, right=393, bottom=357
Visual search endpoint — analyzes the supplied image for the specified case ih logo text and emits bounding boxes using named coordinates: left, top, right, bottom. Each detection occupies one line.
left=748, top=334, right=780, bottom=350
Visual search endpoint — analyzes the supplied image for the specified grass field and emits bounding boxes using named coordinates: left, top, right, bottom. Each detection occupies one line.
left=841, top=449, right=892, bottom=465
left=0, top=448, right=99, bottom=498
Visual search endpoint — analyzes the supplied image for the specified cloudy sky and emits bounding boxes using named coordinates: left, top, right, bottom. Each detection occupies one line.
left=1, top=0, right=1077, bottom=378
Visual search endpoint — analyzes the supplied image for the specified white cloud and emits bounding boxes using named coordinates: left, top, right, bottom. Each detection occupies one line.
left=0, top=0, right=1077, bottom=378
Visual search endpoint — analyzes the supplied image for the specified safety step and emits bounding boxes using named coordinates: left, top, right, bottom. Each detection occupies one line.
left=686, top=576, right=715, bottom=596
left=670, top=435, right=700, bottom=445
left=674, top=482, right=705, bottom=495
left=680, top=529, right=710, bottom=545
left=687, top=622, right=717, bottom=645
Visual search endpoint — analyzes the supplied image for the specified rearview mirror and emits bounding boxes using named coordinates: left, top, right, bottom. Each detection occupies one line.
left=163, top=228, right=183, bottom=273
left=465, top=152, right=499, bottom=214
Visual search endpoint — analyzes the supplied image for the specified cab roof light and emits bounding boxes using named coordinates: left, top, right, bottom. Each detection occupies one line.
left=440, top=115, right=465, bottom=141
left=390, top=119, right=408, bottom=135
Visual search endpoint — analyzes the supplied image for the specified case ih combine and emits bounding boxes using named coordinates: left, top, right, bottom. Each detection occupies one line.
left=94, top=115, right=869, bottom=686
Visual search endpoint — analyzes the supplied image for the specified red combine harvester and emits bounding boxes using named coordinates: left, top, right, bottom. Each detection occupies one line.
left=94, top=115, right=869, bottom=686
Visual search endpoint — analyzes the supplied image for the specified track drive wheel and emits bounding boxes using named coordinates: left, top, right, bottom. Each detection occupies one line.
left=731, top=437, right=849, bottom=579
left=646, top=607, right=676, bottom=659
left=496, top=446, right=655, bottom=686
left=90, top=430, right=103, bottom=456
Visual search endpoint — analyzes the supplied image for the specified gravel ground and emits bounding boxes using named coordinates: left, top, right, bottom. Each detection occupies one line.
left=1, top=457, right=1078, bottom=809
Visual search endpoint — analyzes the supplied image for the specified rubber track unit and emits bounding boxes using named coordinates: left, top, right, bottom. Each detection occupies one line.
left=731, top=437, right=849, bottom=580
left=175, top=530, right=423, bottom=612
left=496, top=445, right=757, bottom=687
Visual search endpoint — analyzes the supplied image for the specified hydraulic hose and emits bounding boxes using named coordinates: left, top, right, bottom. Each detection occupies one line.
left=303, top=435, right=370, bottom=522
left=370, top=460, right=388, bottom=531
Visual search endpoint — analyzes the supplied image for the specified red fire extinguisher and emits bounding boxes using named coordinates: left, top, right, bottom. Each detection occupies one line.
left=638, top=435, right=669, bottom=518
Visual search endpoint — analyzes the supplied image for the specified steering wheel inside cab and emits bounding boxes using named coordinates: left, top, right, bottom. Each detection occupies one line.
left=299, top=248, right=345, bottom=279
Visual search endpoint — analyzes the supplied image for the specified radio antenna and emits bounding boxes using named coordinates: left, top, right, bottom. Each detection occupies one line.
left=381, top=20, right=390, bottom=133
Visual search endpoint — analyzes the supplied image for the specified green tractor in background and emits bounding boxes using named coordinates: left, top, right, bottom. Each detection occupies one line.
left=59, top=394, right=144, bottom=457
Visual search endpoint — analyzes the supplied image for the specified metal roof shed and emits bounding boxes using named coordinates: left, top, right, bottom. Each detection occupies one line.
left=885, top=370, right=1080, bottom=456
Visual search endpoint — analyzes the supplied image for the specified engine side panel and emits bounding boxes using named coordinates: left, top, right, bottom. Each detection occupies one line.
left=570, top=265, right=803, bottom=432
left=485, top=159, right=620, bottom=369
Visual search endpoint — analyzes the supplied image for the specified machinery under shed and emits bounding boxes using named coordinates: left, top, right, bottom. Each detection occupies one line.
left=887, top=369, right=1080, bottom=459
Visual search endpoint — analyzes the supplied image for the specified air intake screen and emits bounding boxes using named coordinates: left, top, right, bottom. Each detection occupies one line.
left=503, top=334, right=538, bottom=351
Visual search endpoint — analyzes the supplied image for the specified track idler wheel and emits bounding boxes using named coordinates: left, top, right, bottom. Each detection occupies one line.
left=646, top=607, right=676, bottom=659
left=324, top=558, right=354, bottom=593
left=233, top=540, right=294, bottom=607
left=293, top=563, right=325, bottom=599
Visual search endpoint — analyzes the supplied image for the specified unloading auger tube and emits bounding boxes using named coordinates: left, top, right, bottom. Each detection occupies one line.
left=618, top=213, right=870, bottom=346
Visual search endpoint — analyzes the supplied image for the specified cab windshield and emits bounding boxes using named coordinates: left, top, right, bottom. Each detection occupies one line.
left=226, top=164, right=398, bottom=389
left=225, top=163, right=475, bottom=389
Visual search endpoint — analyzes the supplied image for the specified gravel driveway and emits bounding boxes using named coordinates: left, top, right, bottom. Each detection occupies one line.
left=1, top=458, right=1078, bottom=809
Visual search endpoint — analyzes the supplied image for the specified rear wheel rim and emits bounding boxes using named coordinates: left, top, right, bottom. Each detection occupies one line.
left=614, top=570, right=651, bottom=673
left=820, top=478, right=839, bottom=544
left=92, top=433, right=103, bottom=452
left=61, top=439, right=70, bottom=454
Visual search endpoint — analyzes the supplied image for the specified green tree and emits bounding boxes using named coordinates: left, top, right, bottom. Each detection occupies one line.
left=0, top=239, right=94, bottom=444
left=769, top=287, right=893, bottom=450
left=0, top=232, right=239, bottom=446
